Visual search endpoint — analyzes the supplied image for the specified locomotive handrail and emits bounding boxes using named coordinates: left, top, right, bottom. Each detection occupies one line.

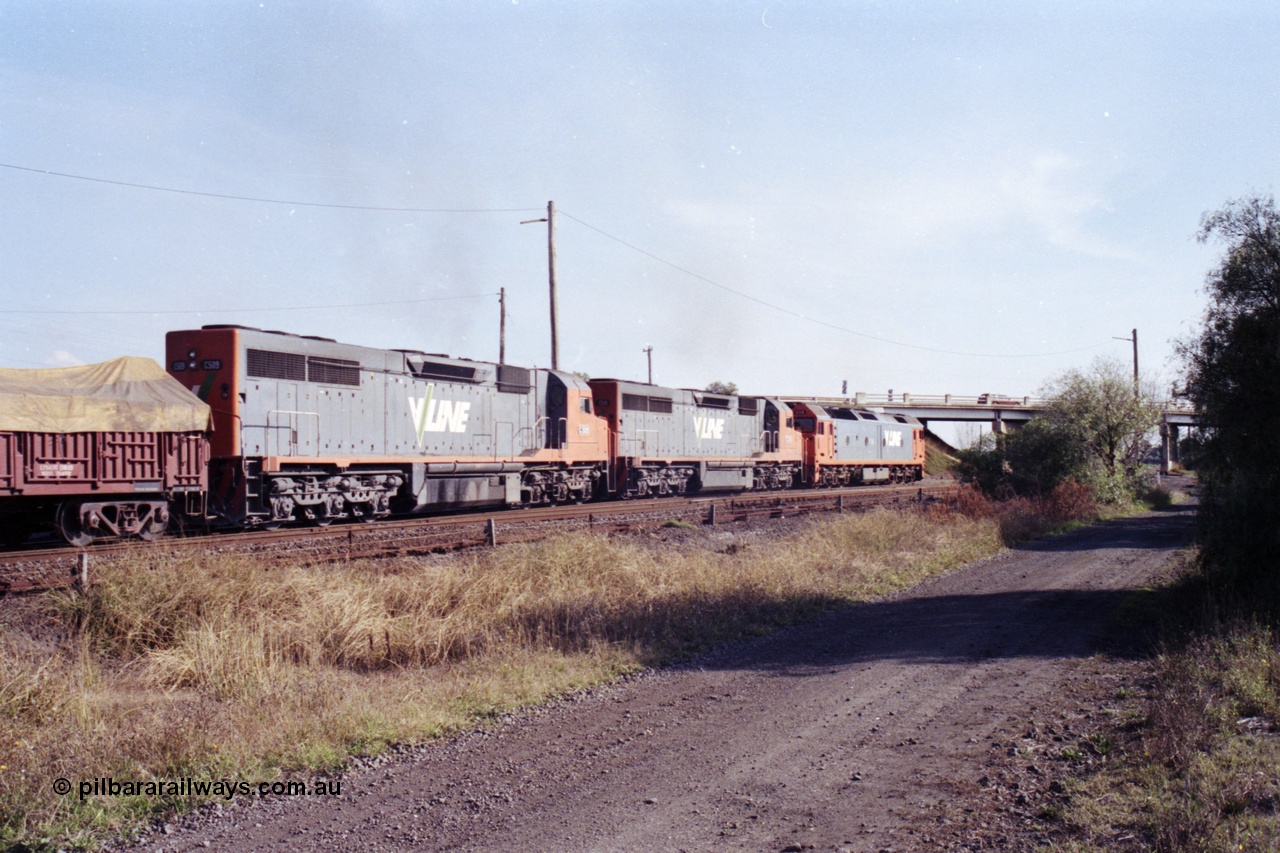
left=557, top=416, right=579, bottom=448
left=512, top=419, right=546, bottom=453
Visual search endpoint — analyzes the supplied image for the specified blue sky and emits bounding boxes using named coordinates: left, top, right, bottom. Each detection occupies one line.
left=2, top=1, right=1276, bottom=410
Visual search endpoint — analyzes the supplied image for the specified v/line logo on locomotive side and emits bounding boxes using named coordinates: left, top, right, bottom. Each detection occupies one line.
left=692, top=413, right=726, bottom=441
left=407, top=384, right=473, bottom=445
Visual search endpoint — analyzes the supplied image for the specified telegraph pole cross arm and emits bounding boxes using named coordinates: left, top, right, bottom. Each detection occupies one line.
left=520, top=201, right=559, bottom=370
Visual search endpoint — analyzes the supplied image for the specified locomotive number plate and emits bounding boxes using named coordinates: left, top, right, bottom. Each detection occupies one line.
left=201, top=359, right=223, bottom=370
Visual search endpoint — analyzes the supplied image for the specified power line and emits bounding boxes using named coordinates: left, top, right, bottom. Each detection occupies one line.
left=560, top=209, right=1113, bottom=360
left=3, top=160, right=1116, bottom=359
left=0, top=162, right=541, bottom=213
left=0, top=294, right=495, bottom=316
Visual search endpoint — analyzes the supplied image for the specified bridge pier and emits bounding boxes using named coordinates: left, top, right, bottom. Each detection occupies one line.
left=1161, top=423, right=1180, bottom=474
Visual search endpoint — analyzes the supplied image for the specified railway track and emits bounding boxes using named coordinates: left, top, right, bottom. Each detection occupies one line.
left=0, top=480, right=958, bottom=594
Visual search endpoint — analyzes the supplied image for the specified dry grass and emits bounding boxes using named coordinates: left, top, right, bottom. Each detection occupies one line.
left=0, top=498, right=1083, bottom=850
left=936, top=481, right=1099, bottom=545
left=1050, top=585, right=1280, bottom=852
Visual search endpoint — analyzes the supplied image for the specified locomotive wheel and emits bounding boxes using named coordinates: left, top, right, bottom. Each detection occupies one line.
left=55, top=502, right=93, bottom=547
left=302, top=507, right=332, bottom=527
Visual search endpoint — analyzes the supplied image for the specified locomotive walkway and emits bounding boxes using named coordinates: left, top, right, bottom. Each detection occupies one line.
left=123, top=486, right=1196, bottom=852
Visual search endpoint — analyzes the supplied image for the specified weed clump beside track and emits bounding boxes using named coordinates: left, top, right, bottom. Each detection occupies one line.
left=0, top=497, right=1087, bottom=850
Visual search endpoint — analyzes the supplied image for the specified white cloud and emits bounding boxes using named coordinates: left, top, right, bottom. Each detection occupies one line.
left=44, top=350, right=84, bottom=367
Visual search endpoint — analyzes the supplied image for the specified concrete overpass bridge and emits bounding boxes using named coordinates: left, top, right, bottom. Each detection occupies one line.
left=778, top=392, right=1198, bottom=473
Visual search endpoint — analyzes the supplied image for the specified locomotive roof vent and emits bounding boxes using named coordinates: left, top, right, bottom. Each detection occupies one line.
left=622, top=393, right=674, bottom=413
left=696, top=394, right=732, bottom=409
left=496, top=364, right=532, bottom=394
left=202, top=324, right=263, bottom=332
left=410, top=359, right=480, bottom=384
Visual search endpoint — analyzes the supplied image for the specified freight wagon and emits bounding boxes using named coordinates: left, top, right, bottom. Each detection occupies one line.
left=0, top=357, right=209, bottom=545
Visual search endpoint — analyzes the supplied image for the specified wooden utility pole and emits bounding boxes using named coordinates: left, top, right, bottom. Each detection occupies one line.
left=643, top=345, right=653, bottom=384
left=548, top=201, right=559, bottom=371
left=520, top=201, right=559, bottom=370
left=1130, top=328, right=1139, bottom=391
left=498, top=287, right=506, bottom=365
left=1113, top=328, right=1139, bottom=395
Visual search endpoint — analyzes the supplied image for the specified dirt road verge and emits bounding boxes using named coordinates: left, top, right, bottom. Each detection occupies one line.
left=119, top=503, right=1194, bottom=852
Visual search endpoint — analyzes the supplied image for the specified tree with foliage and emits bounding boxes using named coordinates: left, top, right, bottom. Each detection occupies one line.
left=955, top=418, right=1083, bottom=498
left=1178, top=194, right=1280, bottom=591
left=1041, top=357, right=1162, bottom=499
left=956, top=358, right=1159, bottom=502
left=705, top=381, right=738, bottom=395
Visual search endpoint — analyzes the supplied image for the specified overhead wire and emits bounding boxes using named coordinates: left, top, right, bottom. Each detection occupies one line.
left=3, top=160, right=1114, bottom=359
left=0, top=294, right=496, bottom=316
left=0, top=162, right=541, bottom=213
left=558, top=209, right=1114, bottom=359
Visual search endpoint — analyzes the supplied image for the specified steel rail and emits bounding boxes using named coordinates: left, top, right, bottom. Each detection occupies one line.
left=0, top=481, right=958, bottom=594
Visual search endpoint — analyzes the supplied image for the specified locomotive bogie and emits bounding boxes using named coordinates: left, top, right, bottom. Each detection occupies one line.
left=263, top=470, right=402, bottom=525
left=621, top=463, right=696, bottom=499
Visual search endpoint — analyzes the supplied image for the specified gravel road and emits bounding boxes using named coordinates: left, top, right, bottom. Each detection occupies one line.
left=133, top=501, right=1194, bottom=852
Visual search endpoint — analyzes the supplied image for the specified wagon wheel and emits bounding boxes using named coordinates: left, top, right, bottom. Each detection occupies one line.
left=55, top=502, right=94, bottom=547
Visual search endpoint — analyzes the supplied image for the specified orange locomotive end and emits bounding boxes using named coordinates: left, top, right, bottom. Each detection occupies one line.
left=166, top=327, right=240, bottom=459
